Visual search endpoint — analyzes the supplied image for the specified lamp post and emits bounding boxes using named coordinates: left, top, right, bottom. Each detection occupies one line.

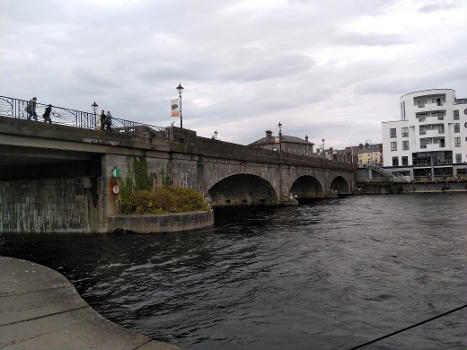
left=214, top=130, right=218, bottom=140
left=322, top=138, right=325, bottom=159
left=176, top=83, right=184, bottom=128
left=277, top=122, right=282, bottom=152
left=91, top=102, right=98, bottom=129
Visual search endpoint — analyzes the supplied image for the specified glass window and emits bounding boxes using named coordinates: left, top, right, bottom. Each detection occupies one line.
left=454, top=123, right=460, bottom=133
left=390, top=128, right=397, bottom=138
left=391, top=141, right=397, bottom=151
left=402, top=140, right=409, bottom=150
left=401, top=127, right=409, bottom=137
left=402, top=156, right=408, bottom=166
left=455, top=137, right=461, bottom=147
left=454, top=110, right=459, bottom=120
left=455, top=153, right=462, bottom=163
left=392, top=157, right=399, bottom=166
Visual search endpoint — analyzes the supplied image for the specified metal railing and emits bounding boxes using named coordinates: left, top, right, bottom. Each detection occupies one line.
left=0, top=95, right=168, bottom=140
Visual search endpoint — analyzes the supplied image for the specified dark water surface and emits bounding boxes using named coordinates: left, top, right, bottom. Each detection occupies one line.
left=1, top=193, right=466, bottom=349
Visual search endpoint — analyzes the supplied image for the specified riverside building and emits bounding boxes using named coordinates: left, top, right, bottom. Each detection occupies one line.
left=382, top=89, right=467, bottom=180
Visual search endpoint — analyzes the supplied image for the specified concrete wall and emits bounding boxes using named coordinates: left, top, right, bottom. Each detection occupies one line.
left=0, top=177, right=98, bottom=233
left=108, top=210, right=214, bottom=234
left=356, top=181, right=467, bottom=194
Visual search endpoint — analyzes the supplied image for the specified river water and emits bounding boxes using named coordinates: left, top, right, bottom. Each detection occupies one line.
left=1, top=193, right=465, bottom=349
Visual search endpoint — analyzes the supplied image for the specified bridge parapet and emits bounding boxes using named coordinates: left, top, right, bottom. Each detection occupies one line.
left=0, top=95, right=168, bottom=139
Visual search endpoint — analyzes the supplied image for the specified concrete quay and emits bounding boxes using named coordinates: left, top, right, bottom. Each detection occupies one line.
left=0, top=256, right=180, bottom=350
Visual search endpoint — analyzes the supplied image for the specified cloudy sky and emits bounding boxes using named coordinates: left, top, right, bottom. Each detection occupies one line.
left=1, top=0, right=465, bottom=147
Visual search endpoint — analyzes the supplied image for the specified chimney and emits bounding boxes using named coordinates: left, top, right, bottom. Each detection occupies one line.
left=305, top=135, right=309, bottom=142
left=265, top=130, right=273, bottom=142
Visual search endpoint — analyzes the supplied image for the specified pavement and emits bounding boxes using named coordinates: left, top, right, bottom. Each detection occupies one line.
left=0, top=256, right=180, bottom=350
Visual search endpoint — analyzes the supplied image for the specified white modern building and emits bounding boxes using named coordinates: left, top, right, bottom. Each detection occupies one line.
left=382, top=89, right=467, bottom=180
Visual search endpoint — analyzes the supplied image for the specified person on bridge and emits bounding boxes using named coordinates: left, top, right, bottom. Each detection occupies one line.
left=99, top=110, right=106, bottom=131
left=25, top=97, right=38, bottom=121
left=42, top=104, right=52, bottom=124
left=104, top=111, right=112, bottom=132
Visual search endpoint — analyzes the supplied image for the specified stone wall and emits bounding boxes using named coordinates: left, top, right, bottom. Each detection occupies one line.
left=108, top=210, right=214, bottom=234
left=0, top=177, right=96, bottom=233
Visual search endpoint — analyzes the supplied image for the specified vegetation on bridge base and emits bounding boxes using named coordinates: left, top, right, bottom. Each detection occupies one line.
left=121, top=187, right=209, bottom=215
left=120, top=157, right=209, bottom=215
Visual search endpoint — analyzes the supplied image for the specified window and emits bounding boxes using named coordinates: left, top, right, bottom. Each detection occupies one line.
left=402, top=140, right=409, bottom=150
left=455, top=137, right=461, bottom=147
left=454, top=123, right=460, bottom=133
left=391, top=141, right=397, bottom=151
left=401, top=127, right=409, bottom=137
left=436, top=98, right=442, bottom=106
left=392, top=157, right=399, bottom=166
left=454, top=110, right=459, bottom=120
left=455, top=153, right=462, bottom=163
left=401, top=101, right=406, bottom=120
left=390, top=128, right=397, bottom=138
left=402, top=156, right=408, bottom=166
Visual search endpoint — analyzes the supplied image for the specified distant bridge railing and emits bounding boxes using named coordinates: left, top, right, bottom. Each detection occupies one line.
left=0, top=95, right=168, bottom=140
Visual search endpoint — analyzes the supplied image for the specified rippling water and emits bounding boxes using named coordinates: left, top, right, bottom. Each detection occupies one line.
left=1, top=193, right=465, bottom=349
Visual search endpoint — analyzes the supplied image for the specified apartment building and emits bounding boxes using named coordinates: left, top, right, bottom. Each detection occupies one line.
left=382, top=89, right=467, bottom=179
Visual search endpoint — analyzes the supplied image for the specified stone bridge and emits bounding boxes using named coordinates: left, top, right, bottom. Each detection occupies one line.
left=0, top=118, right=354, bottom=233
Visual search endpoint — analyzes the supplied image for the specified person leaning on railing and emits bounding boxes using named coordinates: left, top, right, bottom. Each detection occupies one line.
left=25, top=97, right=38, bottom=121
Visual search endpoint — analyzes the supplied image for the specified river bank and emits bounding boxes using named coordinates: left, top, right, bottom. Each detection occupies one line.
left=0, top=256, right=180, bottom=350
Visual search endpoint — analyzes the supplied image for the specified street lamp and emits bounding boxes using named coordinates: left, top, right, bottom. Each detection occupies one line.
left=91, top=102, right=98, bottom=129
left=322, top=138, right=325, bottom=159
left=214, top=130, right=218, bottom=140
left=277, top=122, right=282, bottom=152
left=176, top=83, right=184, bottom=128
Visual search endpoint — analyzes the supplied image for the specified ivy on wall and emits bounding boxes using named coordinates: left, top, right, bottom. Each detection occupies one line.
left=120, top=157, right=152, bottom=202
left=133, top=157, right=152, bottom=191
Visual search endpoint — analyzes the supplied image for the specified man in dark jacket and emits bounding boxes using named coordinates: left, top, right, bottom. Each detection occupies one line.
left=43, top=104, right=52, bottom=124
left=26, top=97, right=38, bottom=121
left=104, top=111, right=112, bottom=132
left=99, top=110, right=106, bottom=130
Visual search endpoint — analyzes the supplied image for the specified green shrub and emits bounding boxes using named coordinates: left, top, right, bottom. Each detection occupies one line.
left=121, top=186, right=209, bottom=215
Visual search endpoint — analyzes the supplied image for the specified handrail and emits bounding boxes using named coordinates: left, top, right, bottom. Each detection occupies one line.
left=0, top=95, right=168, bottom=140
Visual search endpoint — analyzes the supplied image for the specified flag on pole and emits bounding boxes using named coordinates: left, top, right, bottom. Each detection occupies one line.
left=274, top=136, right=280, bottom=144
left=171, top=98, right=179, bottom=117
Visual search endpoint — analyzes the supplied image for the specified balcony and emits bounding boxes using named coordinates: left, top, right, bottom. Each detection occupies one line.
left=419, top=129, right=444, bottom=137
left=420, top=143, right=445, bottom=150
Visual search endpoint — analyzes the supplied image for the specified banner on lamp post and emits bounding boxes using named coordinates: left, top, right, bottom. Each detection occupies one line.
left=274, top=136, right=281, bottom=144
left=171, top=98, right=179, bottom=117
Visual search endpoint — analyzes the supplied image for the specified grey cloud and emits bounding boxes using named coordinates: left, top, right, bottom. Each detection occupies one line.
left=418, top=2, right=457, bottom=13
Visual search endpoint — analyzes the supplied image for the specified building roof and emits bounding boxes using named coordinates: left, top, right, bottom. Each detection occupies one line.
left=249, top=134, right=313, bottom=146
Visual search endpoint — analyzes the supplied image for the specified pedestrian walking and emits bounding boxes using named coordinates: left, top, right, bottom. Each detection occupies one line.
left=104, top=111, right=112, bottom=132
left=99, top=110, right=106, bottom=131
left=25, top=97, right=38, bottom=121
left=42, top=104, right=53, bottom=124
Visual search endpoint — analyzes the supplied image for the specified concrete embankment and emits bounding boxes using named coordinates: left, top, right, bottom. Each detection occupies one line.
left=0, top=256, right=180, bottom=350
left=108, top=210, right=214, bottom=234
left=356, top=181, right=467, bottom=194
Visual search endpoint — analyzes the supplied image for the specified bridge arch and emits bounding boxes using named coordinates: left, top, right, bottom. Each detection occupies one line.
left=290, top=175, right=323, bottom=203
left=329, top=176, right=350, bottom=194
left=207, top=174, right=278, bottom=207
